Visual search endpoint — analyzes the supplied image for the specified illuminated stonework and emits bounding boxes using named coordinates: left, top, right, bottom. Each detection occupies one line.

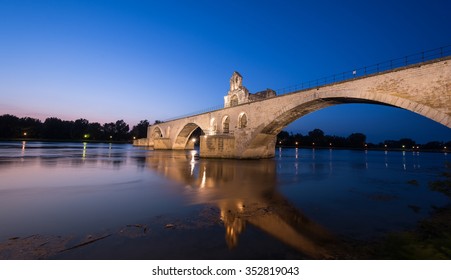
left=224, top=72, right=250, bottom=107
left=136, top=58, right=451, bottom=159
left=224, top=72, right=277, bottom=108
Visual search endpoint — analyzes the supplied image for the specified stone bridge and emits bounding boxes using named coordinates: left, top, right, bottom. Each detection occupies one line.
left=135, top=57, right=451, bottom=159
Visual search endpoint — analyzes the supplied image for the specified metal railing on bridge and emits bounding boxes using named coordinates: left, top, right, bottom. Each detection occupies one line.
left=161, top=45, right=451, bottom=123
left=275, top=45, right=451, bottom=94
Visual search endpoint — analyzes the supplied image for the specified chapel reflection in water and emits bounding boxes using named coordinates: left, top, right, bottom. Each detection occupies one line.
left=145, top=150, right=332, bottom=258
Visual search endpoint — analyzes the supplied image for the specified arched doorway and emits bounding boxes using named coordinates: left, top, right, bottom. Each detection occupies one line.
left=238, top=113, right=248, bottom=128
left=222, top=116, right=230, bottom=134
left=231, top=95, right=238, bottom=106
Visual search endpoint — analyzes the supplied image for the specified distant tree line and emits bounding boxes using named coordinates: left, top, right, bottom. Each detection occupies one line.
left=1, top=114, right=449, bottom=149
left=0, top=114, right=149, bottom=141
left=277, top=128, right=450, bottom=150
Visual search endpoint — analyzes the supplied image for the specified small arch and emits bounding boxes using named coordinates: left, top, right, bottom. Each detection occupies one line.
left=238, top=113, right=248, bottom=128
left=230, top=95, right=238, bottom=106
left=210, top=118, right=218, bottom=134
left=151, top=126, right=163, bottom=138
left=222, top=116, right=230, bottom=134
left=174, top=123, right=205, bottom=149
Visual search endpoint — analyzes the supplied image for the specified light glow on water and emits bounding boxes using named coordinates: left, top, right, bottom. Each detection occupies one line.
left=0, top=141, right=449, bottom=259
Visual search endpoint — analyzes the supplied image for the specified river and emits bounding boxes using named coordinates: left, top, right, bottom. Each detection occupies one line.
left=0, top=141, right=449, bottom=259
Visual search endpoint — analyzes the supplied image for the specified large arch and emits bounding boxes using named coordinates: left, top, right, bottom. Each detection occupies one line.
left=173, top=122, right=205, bottom=150
left=273, top=95, right=446, bottom=135
left=260, top=98, right=387, bottom=135
left=244, top=92, right=450, bottom=156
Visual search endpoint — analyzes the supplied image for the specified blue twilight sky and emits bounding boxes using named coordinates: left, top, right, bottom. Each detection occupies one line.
left=0, top=0, right=450, bottom=143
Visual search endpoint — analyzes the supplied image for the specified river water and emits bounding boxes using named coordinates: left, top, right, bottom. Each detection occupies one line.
left=0, top=141, right=449, bottom=259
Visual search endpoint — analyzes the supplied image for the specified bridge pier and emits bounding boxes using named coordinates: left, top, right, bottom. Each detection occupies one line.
left=199, top=135, right=236, bottom=158
left=239, top=133, right=277, bottom=159
left=153, top=138, right=172, bottom=149
left=199, top=133, right=276, bottom=159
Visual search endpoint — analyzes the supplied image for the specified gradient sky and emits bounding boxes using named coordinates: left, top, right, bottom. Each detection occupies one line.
left=0, top=0, right=450, bottom=143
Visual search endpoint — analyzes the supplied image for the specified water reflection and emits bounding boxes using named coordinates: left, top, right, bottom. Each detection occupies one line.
left=1, top=142, right=449, bottom=259
left=145, top=150, right=332, bottom=258
left=0, top=141, right=131, bottom=169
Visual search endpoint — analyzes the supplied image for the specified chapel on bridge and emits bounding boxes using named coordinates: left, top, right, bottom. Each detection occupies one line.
left=224, top=71, right=276, bottom=108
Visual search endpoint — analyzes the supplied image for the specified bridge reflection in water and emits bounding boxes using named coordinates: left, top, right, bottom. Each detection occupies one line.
left=145, top=150, right=333, bottom=258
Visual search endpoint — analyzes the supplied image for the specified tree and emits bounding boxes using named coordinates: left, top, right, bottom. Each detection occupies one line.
left=0, top=114, right=20, bottom=138
left=308, top=128, right=325, bottom=145
left=347, top=133, right=366, bottom=147
left=88, top=122, right=103, bottom=140
left=423, top=141, right=443, bottom=150
left=72, top=118, right=90, bottom=139
left=115, top=120, right=130, bottom=140
left=43, top=117, right=72, bottom=139
left=102, top=120, right=130, bottom=140
left=103, top=122, right=116, bottom=139
left=277, top=131, right=290, bottom=145
left=131, top=120, right=150, bottom=139
left=19, top=117, right=42, bottom=138
left=399, top=138, right=416, bottom=148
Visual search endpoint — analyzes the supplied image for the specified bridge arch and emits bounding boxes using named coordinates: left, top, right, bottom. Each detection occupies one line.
left=150, top=126, right=164, bottom=138
left=173, top=122, right=205, bottom=149
left=222, top=115, right=230, bottom=134
left=242, top=91, right=449, bottom=157
left=266, top=95, right=447, bottom=136
left=210, top=117, right=218, bottom=134
left=238, top=112, right=248, bottom=128
left=248, top=92, right=449, bottom=155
